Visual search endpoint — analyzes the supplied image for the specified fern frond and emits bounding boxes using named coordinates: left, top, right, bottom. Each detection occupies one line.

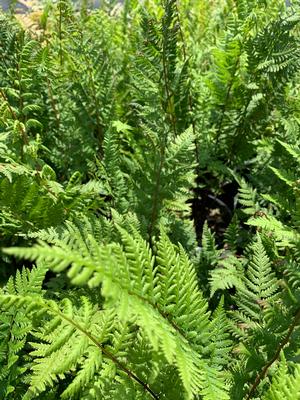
left=3, top=223, right=230, bottom=399
left=230, top=234, right=279, bottom=337
left=224, top=214, right=240, bottom=252
left=209, top=254, right=245, bottom=297
left=276, top=139, right=300, bottom=163
left=208, top=298, right=233, bottom=369
left=237, top=178, right=259, bottom=216
left=247, top=215, right=299, bottom=246
left=263, top=355, right=300, bottom=400
left=0, top=264, right=47, bottom=399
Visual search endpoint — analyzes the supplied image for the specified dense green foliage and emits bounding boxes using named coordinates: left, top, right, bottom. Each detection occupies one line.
left=1, top=0, right=300, bottom=399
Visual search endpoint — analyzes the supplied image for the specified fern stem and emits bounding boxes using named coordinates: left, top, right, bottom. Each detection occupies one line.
left=148, top=151, right=165, bottom=242
left=56, top=310, right=160, bottom=399
left=233, top=96, right=251, bottom=145
left=215, top=51, right=240, bottom=145
left=46, top=76, right=61, bottom=130
left=148, top=0, right=179, bottom=240
left=161, top=8, right=177, bottom=137
left=174, top=0, right=200, bottom=171
left=246, top=306, right=300, bottom=399
left=84, top=58, right=104, bottom=155
left=75, top=27, right=104, bottom=156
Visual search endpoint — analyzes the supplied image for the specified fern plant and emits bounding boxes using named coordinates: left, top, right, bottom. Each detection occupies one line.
left=1, top=1, right=300, bottom=399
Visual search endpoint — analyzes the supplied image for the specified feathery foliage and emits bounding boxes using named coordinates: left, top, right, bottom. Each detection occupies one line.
left=1, top=0, right=300, bottom=399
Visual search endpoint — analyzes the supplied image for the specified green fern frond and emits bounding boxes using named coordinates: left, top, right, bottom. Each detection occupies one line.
left=263, top=355, right=300, bottom=400
left=247, top=215, right=299, bottom=246
left=209, top=254, right=245, bottom=297
left=208, top=298, right=233, bottom=368
left=276, top=139, right=300, bottom=163
left=230, top=234, right=279, bottom=338
left=0, top=264, right=47, bottom=399
left=201, top=222, right=220, bottom=264
left=156, top=230, right=211, bottom=350
left=3, top=223, right=230, bottom=399
left=224, top=214, right=240, bottom=252
left=269, top=166, right=297, bottom=188
left=237, top=178, right=259, bottom=216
